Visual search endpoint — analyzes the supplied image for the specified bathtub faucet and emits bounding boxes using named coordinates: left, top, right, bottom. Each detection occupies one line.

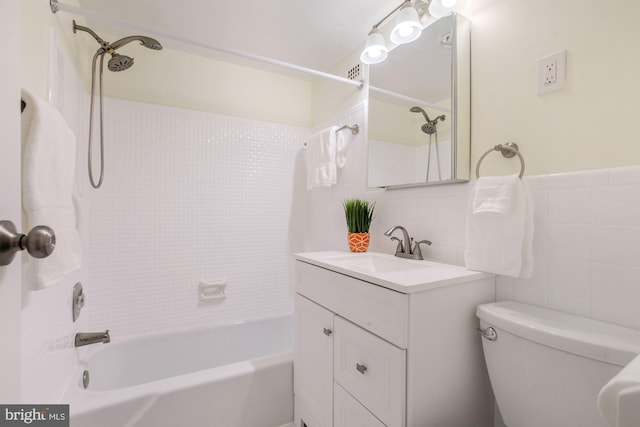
left=75, top=330, right=110, bottom=347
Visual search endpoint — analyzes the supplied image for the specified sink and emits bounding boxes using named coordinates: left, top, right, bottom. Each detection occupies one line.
left=294, top=251, right=491, bottom=293
left=324, top=252, right=428, bottom=274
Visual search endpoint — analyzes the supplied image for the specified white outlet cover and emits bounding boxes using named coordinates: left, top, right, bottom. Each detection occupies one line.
left=537, top=50, right=566, bottom=95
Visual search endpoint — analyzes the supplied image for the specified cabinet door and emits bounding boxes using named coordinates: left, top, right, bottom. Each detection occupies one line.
left=295, top=294, right=334, bottom=427
left=334, top=383, right=386, bottom=427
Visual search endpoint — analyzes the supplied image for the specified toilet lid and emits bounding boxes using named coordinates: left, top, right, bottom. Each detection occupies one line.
left=477, top=301, right=640, bottom=366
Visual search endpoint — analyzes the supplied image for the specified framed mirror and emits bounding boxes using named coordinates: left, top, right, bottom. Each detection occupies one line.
left=368, top=13, right=470, bottom=189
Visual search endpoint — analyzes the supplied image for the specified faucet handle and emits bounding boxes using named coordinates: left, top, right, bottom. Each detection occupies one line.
left=412, top=240, right=432, bottom=259
left=390, top=236, right=404, bottom=254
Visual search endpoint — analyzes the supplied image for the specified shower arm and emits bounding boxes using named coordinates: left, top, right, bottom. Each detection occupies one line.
left=73, top=20, right=110, bottom=50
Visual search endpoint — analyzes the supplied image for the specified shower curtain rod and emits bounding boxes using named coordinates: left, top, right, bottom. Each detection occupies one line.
left=49, top=0, right=364, bottom=89
left=369, top=86, right=450, bottom=113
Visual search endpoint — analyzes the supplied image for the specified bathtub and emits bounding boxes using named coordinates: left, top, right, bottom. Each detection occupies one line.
left=63, top=315, right=294, bottom=427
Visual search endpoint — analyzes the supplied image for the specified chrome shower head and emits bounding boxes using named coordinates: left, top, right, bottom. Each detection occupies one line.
left=410, top=106, right=432, bottom=122
left=108, top=53, right=134, bottom=72
left=110, top=35, right=163, bottom=51
left=410, top=106, right=446, bottom=135
left=72, top=20, right=162, bottom=73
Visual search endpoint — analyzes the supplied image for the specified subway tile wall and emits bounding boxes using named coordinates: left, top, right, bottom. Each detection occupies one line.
left=82, top=98, right=309, bottom=338
left=310, top=102, right=640, bottom=331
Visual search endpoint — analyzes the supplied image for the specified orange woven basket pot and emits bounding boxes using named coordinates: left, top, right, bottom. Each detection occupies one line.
left=347, top=232, right=370, bottom=253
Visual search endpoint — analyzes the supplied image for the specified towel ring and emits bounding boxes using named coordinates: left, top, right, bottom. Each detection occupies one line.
left=476, top=142, right=525, bottom=179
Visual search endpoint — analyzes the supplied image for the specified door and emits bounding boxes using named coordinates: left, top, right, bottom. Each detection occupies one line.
left=294, top=294, right=335, bottom=427
left=0, top=0, right=22, bottom=402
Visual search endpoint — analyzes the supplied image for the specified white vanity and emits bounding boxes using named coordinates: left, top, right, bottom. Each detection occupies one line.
left=293, top=251, right=495, bottom=427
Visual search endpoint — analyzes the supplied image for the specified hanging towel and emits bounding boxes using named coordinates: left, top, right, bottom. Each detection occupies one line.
left=21, top=89, right=81, bottom=289
left=305, top=126, right=342, bottom=190
left=598, top=354, right=640, bottom=427
left=464, top=174, right=534, bottom=278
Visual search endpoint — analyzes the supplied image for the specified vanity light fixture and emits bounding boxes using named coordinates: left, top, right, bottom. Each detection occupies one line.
left=428, top=0, right=471, bottom=18
left=361, top=28, right=389, bottom=64
left=389, top=3, right=423, bottom=45
left=360, top=0, right=429, bottom=65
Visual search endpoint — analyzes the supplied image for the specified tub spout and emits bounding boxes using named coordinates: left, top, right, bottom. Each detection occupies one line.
left=75, top=330, right=110, bottom=347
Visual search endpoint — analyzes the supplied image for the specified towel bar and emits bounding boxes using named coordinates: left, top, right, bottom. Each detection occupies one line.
left=476, top=142, right=525, bottom=179
left=303, top=123, right=360, bottom=147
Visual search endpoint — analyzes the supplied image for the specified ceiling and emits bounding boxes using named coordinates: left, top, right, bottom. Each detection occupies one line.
left=75, top=0, right=406, bottom=72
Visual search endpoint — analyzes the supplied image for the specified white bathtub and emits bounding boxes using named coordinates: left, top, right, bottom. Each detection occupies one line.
left=64, top=315, right=294, bottom=427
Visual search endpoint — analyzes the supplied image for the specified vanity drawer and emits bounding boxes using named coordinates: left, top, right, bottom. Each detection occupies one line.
left=296, top=261, right=409, bottom=348
left=334, top=316, right=406, bottom=427
left=334, top=382, right=386, bottom=427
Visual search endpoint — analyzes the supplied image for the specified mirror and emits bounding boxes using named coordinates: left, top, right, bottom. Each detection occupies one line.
left=368, top=13, right=470, bottom=189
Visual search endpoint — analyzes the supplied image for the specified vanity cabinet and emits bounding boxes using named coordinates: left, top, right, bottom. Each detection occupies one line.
left=293, top=253, right=496, bottom=427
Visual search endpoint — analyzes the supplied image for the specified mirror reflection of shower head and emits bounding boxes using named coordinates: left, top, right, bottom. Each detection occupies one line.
left=410, top=106, right=432, bottom=122
left=410, top=106, right=446, bottom=135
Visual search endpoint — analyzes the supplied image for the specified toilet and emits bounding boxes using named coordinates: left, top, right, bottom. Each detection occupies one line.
left=476, top=301, right=640, bottom=427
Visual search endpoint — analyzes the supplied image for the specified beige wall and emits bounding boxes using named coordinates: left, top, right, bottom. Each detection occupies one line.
left=22, top=0, right=89, bottom=98
left=103, top=46, right=314, bottom=127
left=24, top=0, right=640, bottom=175
left=22, top=2, right=313, bottom=128
left=467, top=0, right=640, bottom=176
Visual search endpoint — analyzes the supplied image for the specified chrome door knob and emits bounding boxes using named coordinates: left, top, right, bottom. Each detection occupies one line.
left=22, top=225, right=56, bottom=258
left=0, top=220, right=56, bottom=266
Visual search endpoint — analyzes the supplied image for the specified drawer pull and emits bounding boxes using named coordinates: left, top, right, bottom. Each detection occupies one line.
left=356, top=363, right=367, bottom=375
left=323, top=328, right=332, bottom=336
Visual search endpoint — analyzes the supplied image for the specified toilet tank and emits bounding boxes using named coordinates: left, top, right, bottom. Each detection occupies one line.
left=476, top=301, right=640, bottom=427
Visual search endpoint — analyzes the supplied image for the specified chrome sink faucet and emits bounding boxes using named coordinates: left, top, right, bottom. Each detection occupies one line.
left=75, top=330, right=110, bottom=347
left=384, top=225, right=432, bottom=260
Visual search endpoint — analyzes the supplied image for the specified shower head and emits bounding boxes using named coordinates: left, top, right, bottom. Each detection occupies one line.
left=410, top=106, right=446, bottom=135
left=108, top=53, right=134, bottom=72
left=110, top=36, right=163, bottom=51
left=73, top=20, right=162, bottom=73
left=410, top=106, right=432, bottom=123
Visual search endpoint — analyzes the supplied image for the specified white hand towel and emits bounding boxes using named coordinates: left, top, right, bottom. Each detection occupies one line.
left=21, top=89, right=81, bottom=289
left=305, top=126, right=340, bottom=190
left=472, top=175, right=518, bottom=214
left=335, top=129, right=348, bottom=169
left=464, top=174, right=534, bottom=278
left=598, top=354, right=640, bottom=427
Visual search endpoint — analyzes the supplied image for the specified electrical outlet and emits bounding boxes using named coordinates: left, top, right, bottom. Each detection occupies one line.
left=537, top=50, right=566, bottom=95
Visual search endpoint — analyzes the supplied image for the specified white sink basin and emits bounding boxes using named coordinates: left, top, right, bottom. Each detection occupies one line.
left=295, top=251, right=491, bottom=293
left=324, top=252, right=428, bottom=274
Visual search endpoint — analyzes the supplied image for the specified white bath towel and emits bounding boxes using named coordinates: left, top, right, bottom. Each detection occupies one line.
left=21, top=89, right=81, bottom=288
left=598, top=354, right=640, bottom=427
left=465, top=174, right=534, bottom=278
left=305, top=126, right=345, bottom=190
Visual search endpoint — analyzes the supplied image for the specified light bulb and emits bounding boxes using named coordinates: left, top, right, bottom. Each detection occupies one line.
left=390, top=6, right=422, bottom=45
left=398, top=25, right=414, bottom=38
left=360, top=29, right=388, bottom=64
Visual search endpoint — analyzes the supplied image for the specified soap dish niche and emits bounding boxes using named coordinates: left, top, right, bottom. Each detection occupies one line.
left=198, top=279, right=227, bottom=301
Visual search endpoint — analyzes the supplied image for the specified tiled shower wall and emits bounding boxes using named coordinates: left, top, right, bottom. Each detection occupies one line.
left=311, top=102, right=640, bottom=332
left=83, top=98, right=309, bottom=337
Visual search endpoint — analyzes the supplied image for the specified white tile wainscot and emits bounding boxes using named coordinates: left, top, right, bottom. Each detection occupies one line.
left=293, top=251, right=496, bottom=427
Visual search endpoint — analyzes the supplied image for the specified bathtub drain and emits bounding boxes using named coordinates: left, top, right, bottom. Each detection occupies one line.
left=82, top=370, right=90, bottom=389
